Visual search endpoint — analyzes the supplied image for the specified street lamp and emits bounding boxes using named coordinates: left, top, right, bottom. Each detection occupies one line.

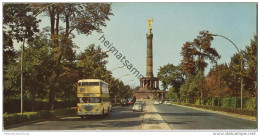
left=20, top=37, right=25, bottom=113
left=111, top=66, right=125, bottom=72
left=205, top=32, right=243, bottom=109
left=127, top=79, right=134, bottom=82
left=118, top=74, right=130, bottom=80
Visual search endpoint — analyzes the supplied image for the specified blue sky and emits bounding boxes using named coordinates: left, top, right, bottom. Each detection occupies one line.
left=23, top=3, right=257, bottom=89
left=71, top=3, right=256, bottom=88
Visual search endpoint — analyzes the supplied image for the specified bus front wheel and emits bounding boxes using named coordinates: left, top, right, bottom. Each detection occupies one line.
left=107, top=108, right=110, bottom=115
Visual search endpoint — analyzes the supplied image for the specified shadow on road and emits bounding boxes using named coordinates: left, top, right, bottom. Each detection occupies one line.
left=71, top=120, right=142, bottom=129
left=160, top=112, right=212, bottom=116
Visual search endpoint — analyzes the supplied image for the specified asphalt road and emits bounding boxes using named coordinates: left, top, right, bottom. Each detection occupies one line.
left=7, top=103, right=257, bottom=130
left=154, top=104, right=257, bottom=130
left=8, top=105, right=144, bottom=130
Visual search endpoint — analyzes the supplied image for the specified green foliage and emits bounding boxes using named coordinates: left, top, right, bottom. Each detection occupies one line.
left=158, top=64, right=185, bottom=101
left=179, top=32, right=256, bottom=109
left=3, top=3, right=40, bottom=42
left=181, top=30, right=221, bottom=76
left=243, top=35, right=257, bottom=97
left=3, top=107, right=76, bottom=127
left=4, top=97, right=77, bottom=113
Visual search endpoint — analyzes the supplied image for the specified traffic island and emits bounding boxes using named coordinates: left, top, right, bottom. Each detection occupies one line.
left=140, top=100, right=171, bottom=130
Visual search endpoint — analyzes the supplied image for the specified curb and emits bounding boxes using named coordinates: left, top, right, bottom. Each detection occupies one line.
left=171, top=103, right=256, bottom=121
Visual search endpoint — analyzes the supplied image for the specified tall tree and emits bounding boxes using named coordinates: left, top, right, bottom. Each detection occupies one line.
left=181, top=30, right=221, bottom=76
left=30, top=3, right=113, bottom=109
left=3, top=4, right=40, bottom=42
left=77, top=44, right=109, bottom=79
left=206, top=64, right=230, bottom=106
left=3, top=3, right=40, bottom=104
left=158, top=64, right=185, bottom=102
left=243, top=35, right=257, bottom=98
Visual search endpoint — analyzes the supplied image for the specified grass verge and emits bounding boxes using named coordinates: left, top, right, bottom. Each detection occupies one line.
left=172, top=102, right=256, bottom=117
left=3, top=107, right=77, bottom=127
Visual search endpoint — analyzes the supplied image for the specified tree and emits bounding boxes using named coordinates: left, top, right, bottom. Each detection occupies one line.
left=3, top=4, right=41, bottom=111
left=189, top=70, right=206, bottom=104
left=3, top=32, right=16, bottom=71
left=30, top=3, right=113, bottom=109
left=206, top=64, right=230, bottom=106
left=243, top=35, right=257, bottom=98
left=181, top=30, right=221, bottom=76
left=3, top=4, right=40, bottom=42
left=77, top=44, right=109, bottom=79
left=180, top=77, right=193, bottom=103
left=158, top=64, right=185, bottom=102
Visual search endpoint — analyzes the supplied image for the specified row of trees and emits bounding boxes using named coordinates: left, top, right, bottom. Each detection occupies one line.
left=158, top=31, right=257, bottom=109
left=3, top=3, right=133, bottom=112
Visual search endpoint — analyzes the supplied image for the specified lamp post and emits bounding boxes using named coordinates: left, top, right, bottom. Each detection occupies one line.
left=21, top=37, right=25, bottom=113
left=118, top=74, right=130, bottom=80
left=205, top=32, right=243, bottom=109
left=127, top=79, right=134, bottom=82
left=111, top=66, right=125, bottom=72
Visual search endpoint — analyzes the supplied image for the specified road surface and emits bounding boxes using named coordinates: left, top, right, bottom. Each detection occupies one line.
left=7, top=102, right=257, bottom=130
left=154, top=104, right=257, bottom=130
left=7, top=106, right=143, bottom=130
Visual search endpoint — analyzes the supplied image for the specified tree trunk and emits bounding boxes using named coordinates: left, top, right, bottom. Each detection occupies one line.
left=65, top=15, right=69, bottom=37
left=218, top=97, right=220, bottom=106
left=235, top=90, right=237, bottom=108
left=55, top=10, right=59, bottom=46
left=48, top=6, right=55, bottom=47
left=49, top=70, right=60, bottom=110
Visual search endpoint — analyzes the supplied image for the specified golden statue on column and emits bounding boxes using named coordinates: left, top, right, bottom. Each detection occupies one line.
left=147, top=18, right=153, bottom=33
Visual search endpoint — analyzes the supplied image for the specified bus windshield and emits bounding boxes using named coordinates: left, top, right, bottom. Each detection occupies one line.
left=78, top=82, right=99, bottom=86
left=78, top=97, right=101, bottom=103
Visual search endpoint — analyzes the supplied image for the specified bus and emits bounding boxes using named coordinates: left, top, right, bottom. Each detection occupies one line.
left=77, top=79, right=111, bottom=118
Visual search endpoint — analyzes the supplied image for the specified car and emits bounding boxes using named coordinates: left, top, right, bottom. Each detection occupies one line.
left=121, top=99, right=128, bottom=106
left=133, top=103, right=143, bottom=112
left=159, top=100, right=163, bottom=104
left=128, top=98, right=135, bottom=105
left=153, top=100, right=160, bottom=105
left=135, top=100, right=145, bottom=105
left=109, top=102, right=112, bottom=112
left=164, top=101, right=171, bottom=105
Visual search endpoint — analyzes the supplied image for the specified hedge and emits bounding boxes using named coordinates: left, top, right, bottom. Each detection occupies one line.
left=174, top=103, right=256, bottom=117
left=4, top=98, right=77, bottom=113
left=3, top=107, right=77, bottom=127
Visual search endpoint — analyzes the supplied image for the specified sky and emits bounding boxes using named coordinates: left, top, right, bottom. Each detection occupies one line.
left=14, top=2, right=257, bottom=89
left=72, top=3, right=257, bottom=88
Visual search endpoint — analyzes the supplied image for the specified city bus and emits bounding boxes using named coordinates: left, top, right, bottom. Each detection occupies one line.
left=77, top=79, right=111, bottom=118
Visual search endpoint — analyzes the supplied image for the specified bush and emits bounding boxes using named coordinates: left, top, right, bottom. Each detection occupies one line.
left=3, top=107, right=76, bottom=127
left=4, top=97, right=77, bottom=113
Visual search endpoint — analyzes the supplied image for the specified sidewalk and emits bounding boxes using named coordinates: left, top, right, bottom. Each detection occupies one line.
left=140, top=100, right=171, bottom=130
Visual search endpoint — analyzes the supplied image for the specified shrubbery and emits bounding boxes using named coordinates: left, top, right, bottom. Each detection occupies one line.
left=4, top=97, right=77, bottom=113
left=3, top=107, right=77, bottom=127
